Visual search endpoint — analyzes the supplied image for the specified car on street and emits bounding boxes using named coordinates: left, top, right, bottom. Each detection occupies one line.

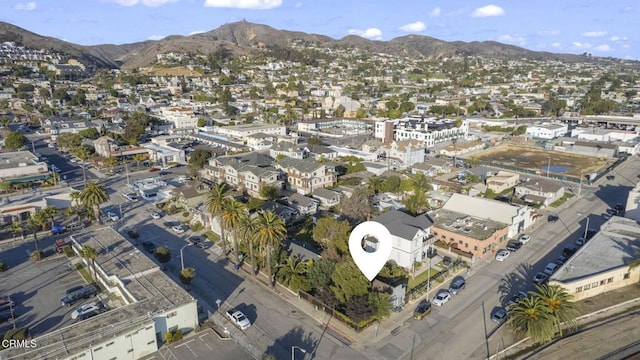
left=615, top=204, right=624, bottom=211
left=48, top=142, right=56, bottom=148
left=507, top=291, right=529, bottom=307
left=576, top=237, right=586, bottom=247
left=150, top=212, right=162, bottom=220
left=71, top=301, right=102, bottom=320
left=556, top=255, right=568, bottom=266
left=433, top=290, right=452, bottom=306
left=149, top=168, right=160, bottom=172
left=495, top=249, right=510, bottom=261
left=543, top=262, right=559, bottom=275
left=413, top=300, right=432, bottom=320
left=563, top=245, right=578, bottom=257
left=226, top=309, right=251, bottom=330
left=606, top=175, right=615, bottom=180
left=602, top=213, right=612, bottom=220
left=122, top=193, right=138, bottom=202
left=506, top=240, right=522, bottom=252
left=106, top=212, right=119, bottom=221
left=61, top=285, right=98, bottom=306
left=172, top=225, right=186, bottom=234
left=187, top=236, right=202, bottom=244
left=449, top=278, right=466, bottom=295
left=518, top=234, right=531, bottom=245
left=606, top=208, right=618, bottom=215
left=491, top=308, right=508, bottom=324
left=142, top=241, right=156, bottom=253
left=533, top=272, right=549, bottom=285
left=195, top=240, right=211, bottom=250
left=547, top=214, right=559, bottom=223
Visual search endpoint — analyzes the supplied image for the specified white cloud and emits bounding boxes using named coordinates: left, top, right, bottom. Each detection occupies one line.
left=188, top=30, right=206, bottom=35
left=347, top=28, right=383, bottom=40
left=203, top=0, right=282, bottom=9
left=498, top=34, right=526, bottom=46
left=429, top=7, right=441, bottom=18
left=538, top=30, right=559, bottom=36
left=14, top=2, right=36, bottom=10
left=108, top=0, right=178, bottom=6
left=610, top=36, right=620, bottom=41
left=593, top=44, right=611, bottom=52
left=582, top=30, right=607, bottom=37
left=294, top=1, right=302, bottom=8
left=551, top=42, right=562, bottom=49
left=471, top=4, right=505, bottom=17
left=147, top=34, right=165, bottom=40
left=572, top=41, right=592, bottom=49
left=399, top=21, right=426, bottom=32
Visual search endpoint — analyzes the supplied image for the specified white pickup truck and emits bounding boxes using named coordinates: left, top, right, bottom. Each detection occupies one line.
left=225, top=309, right=251, bottom=330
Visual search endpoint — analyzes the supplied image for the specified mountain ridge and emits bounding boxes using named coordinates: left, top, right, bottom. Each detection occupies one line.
left=0, top=20, right=611, bottom=70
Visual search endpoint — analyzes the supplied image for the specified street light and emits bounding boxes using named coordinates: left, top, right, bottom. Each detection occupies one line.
left=578, top=213, right=590, bottom=239
left=546, top=155, right=551, bottom=178
left=180, top=243, right=193, bottom=270
left=291, top=346, right=306, bottom=360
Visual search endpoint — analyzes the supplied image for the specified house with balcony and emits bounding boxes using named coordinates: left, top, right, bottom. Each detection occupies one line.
left=514, top=177, right=565, bottom=207
left=269, top=141, right=308, bottom=160
left=371, top=210, right=434, bottom=269
left=411, top=158, right=453, bottom=177
left=275, top=157, right=336, bottom=194
left=287, top=193, right=318, bottom=216
left=429, top=209, right=509, bottom=260
left=485, top=171, right=520, bottom=193
left=203, top=153, right=283, bottom=198
left=311, top=188, right=341, bottom=208
left=380, top=140, right=427, bottom=170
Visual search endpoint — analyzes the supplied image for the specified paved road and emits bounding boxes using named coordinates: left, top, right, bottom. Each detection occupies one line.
left=354, top=156, right=640, bottom=360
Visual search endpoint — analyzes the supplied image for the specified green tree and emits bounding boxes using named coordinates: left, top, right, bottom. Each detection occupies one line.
left=132, top=153, right=148, bottom=169
left=256, top=210, right=287, bottom=286
left=197, top=118, right=207, bottom=127
left=79, top=245, right=98, bottom=282
left=79, top=182, right=109, bottom=222
left=312, top=217, right=351, bottom=251
left=366, top=177, right=385, bottom=195
left=188, top=148, right=213, bottom=172
left=205, top=183, right=232, bottom=257
left=409, top=172, right=431, bottom=192
left=123, top=111, right=150, bottom=145
left=221, top=199, right=246, bottom=263
left=259, top=184, right=280, bottom=200
left=9, top=220, right=24, bottom=241
left=4, top=131, right=27, bottom=150
left=238, top=212, right=261, bottom=275
left=355, top=107, right=367, bottom=119
left=382, top=175, right=402, bottom=193
left=333, top=104, right=346, bottom=117
left=339, top=187, right=373, bottom=223
left=276, top=256, right=311, bottom=292
left=154, top=246, right=172, bottom=264
left=26, top=214, right=44, bottom=253
left=307, top=258, right=336, bottom=289
left=508, top=296, right=556, bottom=344
left=180, top=267, right=196, bottom=286
left=330, top=260, right=370, bottom=303
left=56, top=133, right=82, bottom=150
left=532, top=284, right=580, bottom=337
left=403, top=191, right=429, bottom=215
left=78, top=128, right=100, bottom=140
left=72, top=145, right=92, bottom=185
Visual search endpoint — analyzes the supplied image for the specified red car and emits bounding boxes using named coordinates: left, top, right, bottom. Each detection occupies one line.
left=149, top=168, right=161, bottom=172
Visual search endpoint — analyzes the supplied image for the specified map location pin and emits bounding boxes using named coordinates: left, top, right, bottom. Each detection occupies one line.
left=348, top=221, right=393, bottom=281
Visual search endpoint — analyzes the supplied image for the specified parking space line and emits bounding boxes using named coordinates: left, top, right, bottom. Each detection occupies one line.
left=198, top=334, right=213, bottom=350
left=174, top=340, right=197, bottom=357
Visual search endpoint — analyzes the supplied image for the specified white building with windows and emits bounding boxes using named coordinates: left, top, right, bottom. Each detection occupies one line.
left=525, top=123, right=568, bottom=139
left=372, top=210, right=434, bottom=269
left=375, top=117, right=469, bottom=148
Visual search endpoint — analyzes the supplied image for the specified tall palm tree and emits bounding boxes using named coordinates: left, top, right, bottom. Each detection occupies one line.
left=256, top=211, right=287, bottom=287
left=276, top=256, right=309, bottom=287
left=70, top=190, right=82, bottom=213
left=73, top=146, right=91, bottom=186
left=205, top=183, right=231, bottom=257
left=532, top=284, right=580, bottom=337
left=132, top=153, right=148, bottom=170
left=43, top=206, right=58, bottom=229
left=409, top=172, right=431, bottom=193
left=221, top=199, right=246, bottom=263
left=238, top=212, right=261, bottom=275
left=26, top=211, right=47, bottom=253
left=79, top=245, right=98, bottom=283
left=9, top=219, right=24, bottom=241
left=366, top=176, right=384, bottom=195
left=79, top=182, right=109, bottom=222
left=507, top=296, right=556, bottom=344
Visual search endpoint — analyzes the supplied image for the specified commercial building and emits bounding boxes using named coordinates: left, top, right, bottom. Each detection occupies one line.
left=374, top=117, right=468, bottom=147
left=548, top=216, right=640, bottom=301
left=525, top=123, right=568, bottom=139
left=214, top=123, right=286, bottom=140
left=0, top=150, right=50, bottom=184
left=0, top=227, right=199, bottom=360
left=485, top=171, right=520, bottom=193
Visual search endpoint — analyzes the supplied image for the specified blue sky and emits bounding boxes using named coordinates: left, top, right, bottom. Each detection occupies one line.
left=2, top=1, right=639, bottom=60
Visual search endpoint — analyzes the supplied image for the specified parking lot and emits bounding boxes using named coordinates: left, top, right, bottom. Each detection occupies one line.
left=0, top=251, right=97, bottom=337
left=140, top=328, right=253, bottom=360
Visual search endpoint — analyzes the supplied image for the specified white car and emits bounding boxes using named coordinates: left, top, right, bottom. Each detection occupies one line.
left=432, top=290, right=451, bottom=306
left=48, top=142, right=56, bottom=148
left=172, top=225, right=186, bottom=234
left=518, top=234, right=531, bottom=245
left=495, top=249, right=511, bottom=262
left=533, top=272, right=549, bottom=284
left=106, top=212, right=119, bottom=221
left=71, top=301, right=101, bottom=320
left=543, top=262, right=559, bottom=275
left=69, top=158, right=78, bottom=163
left=122, top=193, right=138, bottom=202
left=151, top=212, right=162, bottom=220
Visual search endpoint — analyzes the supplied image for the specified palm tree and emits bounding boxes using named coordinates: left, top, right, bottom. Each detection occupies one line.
left=256, top=211, right=287, bottom=286
left=276, top=256, right=309, bottom=286
left=26, top=212, right=47, bottom=253
left=79, top=245, right=98, bottom=283
left=132, top=153, right=148, bottom=170
left=43, top=206, right=58, bottom=229
left=238, top=212, right=261, bottom=275
left=532, top=284, right=580, bottom=337
left=205, top=183, right=232, bottom=257
left=507, top=296, right=556, bottom=344
left=409, top=172, right=431, bottom=193
left=70, top=190, right=82, bottom=213
left=221, top=199, right=246, bottom=263
left=73, top=146, right=91, bottom=185
left=366, top=177, right=385, bottom=195
left=9, top=219, right=24, bottom=240
left=79, top=182, right=109, bottom=222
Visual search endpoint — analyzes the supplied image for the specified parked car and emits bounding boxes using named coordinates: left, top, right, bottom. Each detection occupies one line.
left=533, top=272, right=549, bottom=285
left=195, top=240, right=211, bottom=250
left=65, top=285, right=84, bottom=296
left=449, top=278, right=466, bottom=295
left=441, top=256, right=452, bottom=267
left=518, top=234, right=531, bottom=245
left=61, top=285, right=98, bottom=306
left=433, top=290, right=452, bottom=306
left=547, top=214, right=559, bottom=223
left=563, top=245, right=578, bottom=257
left=150, top=212, right=162, bottom=220
left=506, top=240, right=522, bottom=252
left=576, top=237, right=586, bottom=247
left=507, top=291, right=529, bottom=307
left=226, top=309, right=251, bottom=330
left=413, top=300, right=432, bottom=320
left=106, top=212, right=119, bottom=221
left=76, top=310, right=101, bottom=322
left=543, top=262, right=559, bottom=275
left=606, top=175, right=615, bottom=180
left=122, top=193, right=138, bottom=202
left=55, top=239, right=67, bottom=253
left=495, top=249, right=510, bottom=262
left=149, top=168, right=161, bottom=172
left=187, top=236, right=202, bottom=244
left=555, top=255, right=568, bottom=266
left=602, top=213, right=612, bottom=220
left=142, top=241, right=156, bottom=253
left=172, top=225, right=186, bottom=234
left=71, top=301, right=103, bottom=320
left=615, top=204, right=624, bottom=211
left=491, top=308, right=508, bottom=324
left=606, top=208, right=618, bottom=215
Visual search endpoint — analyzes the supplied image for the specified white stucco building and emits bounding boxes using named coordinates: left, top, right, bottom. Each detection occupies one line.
left=525, top=123, right=568, bottom=139
left=372, top=210, right=434, bottom=269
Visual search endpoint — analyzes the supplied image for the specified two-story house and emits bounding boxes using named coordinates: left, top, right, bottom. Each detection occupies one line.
left=203, top=153, right=283, bottom=198
left=485, top=171, right=520, bottom=193
left=287, top=193, right=318, bottom=216
left=275, top=157, right=336, bottom=194
left=381, top=140, right=427, bottom=170
left=514, top=177, right=565, bottom=207
left=312, top=188, right=341, bottom=208
left=269, top=141, right=308, bottom=160
left=371, top=210, right=434, bottom=269
left=411, top=158, right=453, bottom=177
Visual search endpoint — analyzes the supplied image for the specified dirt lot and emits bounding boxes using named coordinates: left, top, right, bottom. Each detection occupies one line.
left=472, top=144, right=615, bottom=178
